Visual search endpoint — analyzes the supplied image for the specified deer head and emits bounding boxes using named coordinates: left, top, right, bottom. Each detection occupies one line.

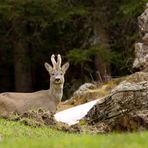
left=44, top=54, right=69, bottom=85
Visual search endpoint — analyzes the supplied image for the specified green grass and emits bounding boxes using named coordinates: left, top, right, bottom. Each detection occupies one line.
left=0, top=119, right=148, bottom=148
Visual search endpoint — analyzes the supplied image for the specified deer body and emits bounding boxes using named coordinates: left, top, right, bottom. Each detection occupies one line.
left=0, top=54, right=69, bottom=117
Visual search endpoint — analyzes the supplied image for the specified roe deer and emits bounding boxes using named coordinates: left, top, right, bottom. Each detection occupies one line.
left=0, top=54, right=69, bottom=117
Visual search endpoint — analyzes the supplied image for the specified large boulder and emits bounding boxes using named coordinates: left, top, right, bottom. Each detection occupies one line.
left=138, top=4, right=148, bottom=35
left=133, top=4, right=148, bottom=71
left=83, top=80, right=148, bottom=133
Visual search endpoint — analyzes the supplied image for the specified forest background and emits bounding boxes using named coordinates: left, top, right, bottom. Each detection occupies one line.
left=0, top=0, right=147, bottom=100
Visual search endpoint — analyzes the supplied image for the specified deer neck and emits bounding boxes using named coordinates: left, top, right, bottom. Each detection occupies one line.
left=48, top=83, right=63, bottom=105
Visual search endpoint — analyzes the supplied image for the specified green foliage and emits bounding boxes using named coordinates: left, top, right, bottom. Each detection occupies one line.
left=0, top=0, right=89, bottom=24
left=119, top=0, right=147, bottom=18
left=67, top=49, right=91, bottom=64
left=67, top=45, right=113, bottom=65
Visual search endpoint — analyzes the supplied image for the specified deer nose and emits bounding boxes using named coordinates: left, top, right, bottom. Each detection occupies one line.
left=55, top=78, right=60, bottom=82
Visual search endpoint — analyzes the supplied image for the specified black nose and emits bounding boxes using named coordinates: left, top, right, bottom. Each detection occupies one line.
left=55, top=78, right=60, bottom=81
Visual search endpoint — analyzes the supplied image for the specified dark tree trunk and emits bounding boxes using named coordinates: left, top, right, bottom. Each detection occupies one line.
left=10, top=17, right=33, bottom=92
left=93, top=22, right=111, bottom=82
left=0, top=63, right=13, bottom=92
left=14, top=40, right=32, bottom=92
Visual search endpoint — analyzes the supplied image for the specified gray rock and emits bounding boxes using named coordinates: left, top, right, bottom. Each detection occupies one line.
left=133, top=6, right=148, bottom=71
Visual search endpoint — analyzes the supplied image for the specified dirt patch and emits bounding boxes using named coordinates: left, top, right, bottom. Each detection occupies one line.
left=8, top=109, right=56, bottom=127
left=8, top=109, right=82, bottom=133
left=6, top=109, right=115, bottom=134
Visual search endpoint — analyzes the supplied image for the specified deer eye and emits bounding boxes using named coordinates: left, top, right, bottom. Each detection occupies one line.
left=61, top=72, right=63, bottom=75
left=51, top=73, right=55, bottom=76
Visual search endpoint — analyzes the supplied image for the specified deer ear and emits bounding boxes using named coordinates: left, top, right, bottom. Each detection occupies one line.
left=62, top=62, right=69, bottom=74
left=44, top=62, right=52, bottom=74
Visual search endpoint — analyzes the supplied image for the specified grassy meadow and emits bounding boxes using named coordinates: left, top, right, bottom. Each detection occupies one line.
left=0, top=118, right=147, bottom=148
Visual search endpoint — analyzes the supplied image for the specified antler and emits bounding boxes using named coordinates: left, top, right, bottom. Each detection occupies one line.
left=57, top=54, right=62, bottom=68
left=51, top=54, right=56, bottom=69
